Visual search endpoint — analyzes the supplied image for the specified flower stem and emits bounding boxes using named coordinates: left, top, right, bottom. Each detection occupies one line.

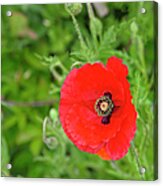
left=110, top=160, right=131, bottom=179
left=131, top=141, right=145, bottom=180
left=42, top=117, right=48, bottom=142
left=87, top=3, right=94, bottom=19
left=70, top=13, right=86, bottom=50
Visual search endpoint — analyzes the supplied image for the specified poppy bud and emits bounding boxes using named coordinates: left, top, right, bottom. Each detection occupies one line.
left=65, top=3, right=83, bottom=16
left=44, top=136, right=58, bottom=150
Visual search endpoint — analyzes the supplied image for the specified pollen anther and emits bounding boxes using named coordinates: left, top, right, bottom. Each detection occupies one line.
left=95, top=93, right=114, bottom=117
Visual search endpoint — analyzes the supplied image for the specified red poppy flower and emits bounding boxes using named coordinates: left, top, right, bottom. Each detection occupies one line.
left=59, top=56, right=137, bottom=160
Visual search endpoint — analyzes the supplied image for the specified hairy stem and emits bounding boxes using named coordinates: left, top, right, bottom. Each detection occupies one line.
left=70, top=13, right=86, bottom=49
left=131, top=141, right=145, bottom=180
left=87, top=3, right=95, bottom=19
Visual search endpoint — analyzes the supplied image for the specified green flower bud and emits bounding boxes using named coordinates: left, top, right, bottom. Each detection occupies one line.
left=65, top=3, right=83, bottom=16
left=130, top=21, right=138, bottom=34
left=49, top=108, right=58, bottom=123
left=44, top=136, right=58, bottom=150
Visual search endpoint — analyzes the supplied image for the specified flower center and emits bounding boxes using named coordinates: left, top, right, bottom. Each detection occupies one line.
left=95, top=92, right=114, bottom=125
left=100, top=102, right=109, bottom=112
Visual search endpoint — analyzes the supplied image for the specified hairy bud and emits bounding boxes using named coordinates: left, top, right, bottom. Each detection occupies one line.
left=65, top=3, right=83, bottom=16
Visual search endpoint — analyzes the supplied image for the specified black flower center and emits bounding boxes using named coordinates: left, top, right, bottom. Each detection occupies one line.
left=95, top=92, right=114, bottom=125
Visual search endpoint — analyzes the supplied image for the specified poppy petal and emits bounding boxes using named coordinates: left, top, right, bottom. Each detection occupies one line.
left=107, top=56, right=128, bottom=81
left=106, top=104, right=137, bottom=160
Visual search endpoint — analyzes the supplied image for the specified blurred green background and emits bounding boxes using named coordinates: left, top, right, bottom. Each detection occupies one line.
left=1, top=1, right=157, bottom=180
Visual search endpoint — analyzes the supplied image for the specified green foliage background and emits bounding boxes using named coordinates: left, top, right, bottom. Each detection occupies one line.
left=1, top=1, right=157, bottom=180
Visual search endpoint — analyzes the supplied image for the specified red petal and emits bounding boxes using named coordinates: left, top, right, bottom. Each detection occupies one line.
left=96, top=144, right=111, bottom=160
left=106, top=132, right=129, bottom=160
left=107, top=56, right=128, bottom=81
left=106, top=103, right=137, bottom=160
left=75, top=63, right=124, bottom=104
left=107, top=56, right=132, bottom=111
left=60, top=101, right=123, bottom=153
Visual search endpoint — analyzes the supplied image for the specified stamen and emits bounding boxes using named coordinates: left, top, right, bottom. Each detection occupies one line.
left=104, top=92, right=112, bottom=99
left=102, top=115, right=111, bottom=124
left=94, top=92, right=114, bottom=125
left=95, top=93, right=114, bottom=117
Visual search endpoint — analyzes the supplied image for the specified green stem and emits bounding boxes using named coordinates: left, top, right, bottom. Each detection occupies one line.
left=87, top=3, right=94, bottom=19
left=86, top=3, right=99, bottom=54
left=50, top=60, right=68, bottom=82
left=110, top=160, right=122, bottom=173
left=70, top=13, right=86, bottom=49
left=42, top=117, right=49, bottom=142
left=131, top=141, right=145, bottom=180
left=140, top=51, right=148, bottom=85
left=110, top=160, right=131, bottom=179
